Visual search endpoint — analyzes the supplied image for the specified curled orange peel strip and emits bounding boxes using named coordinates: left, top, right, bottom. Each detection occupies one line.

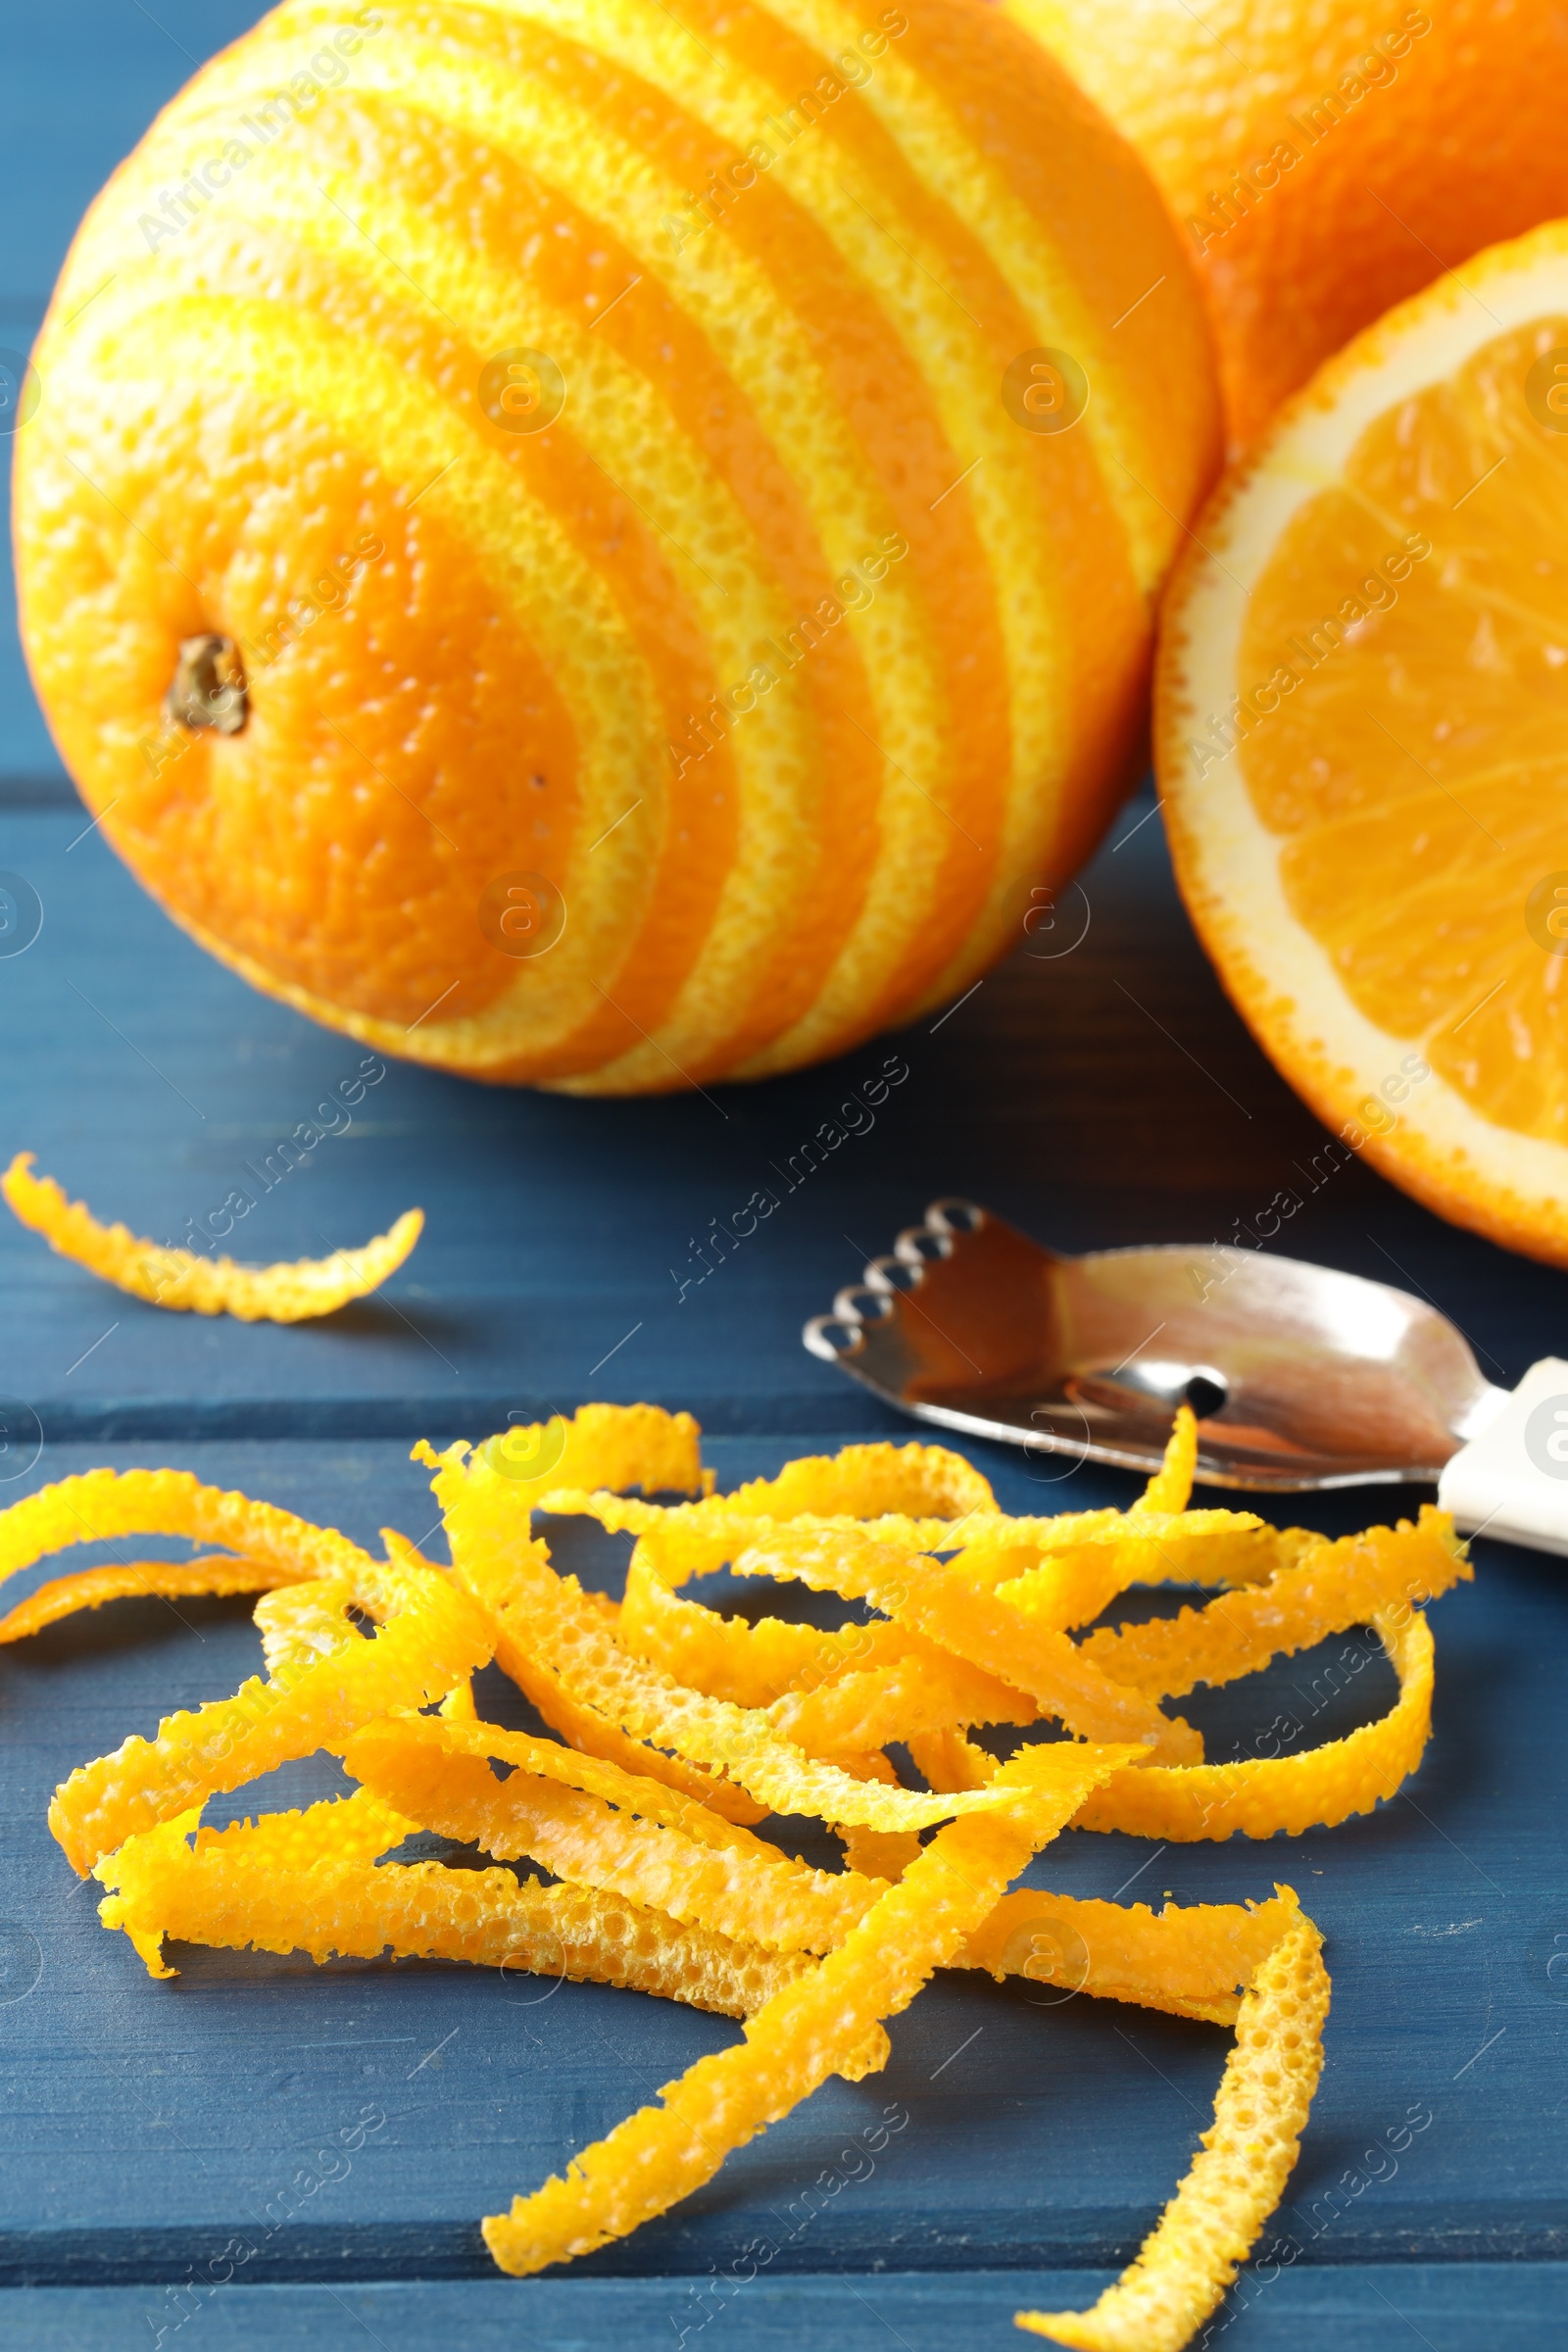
left=94, top=1809, right=807, bottom=2017
left=1075, top=1605, right=1436, bottom=1841
left=27, top=1473, right=491, bottom=1874
left=0, top=1555, right=281, bottom=1644
left=480, top=1740, right=1139, bottom=2277
left=194, top=1788, right=417, bottom=1872
left=958, top=1886, right=1302, bottom=2027
left=345, top=1716, right=884, bottom=1954
left=692, top=1439, right=999, bottom=1525
left=1137, top=1404, right=1200, bottom=1514
left=1015, top=1913, right=1331, bottom=2351
left=348, top=1713, right=772, bottom=1858
left=725, top=1521, right=1202, bottom=1764
left=426, top=1442, right=1120, bottom=1833
left=479, top=1402, right=710, bottom=1500
left=252, top=1576, right=368, bottom=1675
left=505, top=1642, right=765, bottom=1825
left=0, top=1465, right=372, bottom=1592
left=1, top=1152, right=421, bottom=1321
left=905, top=1724, right=995, bottom=1795
left=1078, top=1509, right=1469, bottom=1700
left=811, top=1745, right=926, bottom=1883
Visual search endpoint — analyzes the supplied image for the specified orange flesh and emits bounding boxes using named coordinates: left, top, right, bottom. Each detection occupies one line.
left=1237, top=317, right=1568, bottom=1143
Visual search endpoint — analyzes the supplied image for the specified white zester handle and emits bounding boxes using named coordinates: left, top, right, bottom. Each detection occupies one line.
left=1438, top=1356, right=1568, bottom=1556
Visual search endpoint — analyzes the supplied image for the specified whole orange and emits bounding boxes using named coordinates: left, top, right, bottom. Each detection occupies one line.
left=14, top=0, right=1216, bottom=1093
left=1006, top=0, right=1568, bottom=450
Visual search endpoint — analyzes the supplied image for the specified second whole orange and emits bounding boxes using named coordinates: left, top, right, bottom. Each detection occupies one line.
left=1006, top=0, right=1568, bottom=451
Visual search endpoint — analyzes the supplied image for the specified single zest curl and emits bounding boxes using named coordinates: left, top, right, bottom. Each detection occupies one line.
left=1016, top=1915, right=1330, bottom=2350
left=1075, top=1607, right=1435, bottom=1841
left=352, top=1713, right=768, bottom=1859
left=1077, top=1509, right=1468, bottom=1700
left=0, top=1555, right=282, bottom=1644
left=1135, top=1402, right=1199, bottom=1514
left=686, top=1438, right=1000, bottom=1525
left=194, top=1789, right=417, bottom=1872
left=479, top=1401, right=710, bottom=1499
left=0, top=1465, right=374, bottom=1591
left=94, top=1810, right=808, bottom=2017
left=958, top=1886, right=1302, bottom=2027
left=2, top=1151, right=420, bottom=1321
left=253, top=1577, right=367, bottom=1675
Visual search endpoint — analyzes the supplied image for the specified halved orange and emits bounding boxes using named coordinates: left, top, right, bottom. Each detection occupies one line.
left=1156, top=220, right=1568, bottom=1267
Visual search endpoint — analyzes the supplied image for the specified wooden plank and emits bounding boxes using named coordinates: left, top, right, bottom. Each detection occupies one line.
left=9, top=2266, right=1568, bottom=2351
left=2, top=793, right=1559, bottom=1449
left=4, top=3, right=1568, bottom=2333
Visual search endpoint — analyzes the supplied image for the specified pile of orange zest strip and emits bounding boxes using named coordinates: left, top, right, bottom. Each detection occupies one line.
left=1, top=1151, right=421, bottom=1319
left=0, top=1399, right=1469, bottom=2350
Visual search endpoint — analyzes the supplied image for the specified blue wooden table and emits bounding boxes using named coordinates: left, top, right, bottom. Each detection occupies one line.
left=3, top=9, right=1567, bottom=2347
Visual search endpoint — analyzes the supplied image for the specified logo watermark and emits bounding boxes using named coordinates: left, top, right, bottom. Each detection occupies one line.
left=478, top=870, right=567, bottom=958
left=1526, top=871, right=1568, bottom=954
left=0, top=872, right=43, bottom=958
left=0, top=351, right=41, bottom=436
left=1524, top=1394, right=1568, bottom=1480
left=1002, top=348, right=1089, bottom=435
left=0, top=1403, right=44, bottom=1485
left=477, top=348, right=566, bottom=434
left=1524, top=349, right=1568, bottom=434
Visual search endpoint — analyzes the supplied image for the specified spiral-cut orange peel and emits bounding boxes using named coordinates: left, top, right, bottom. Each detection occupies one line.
left=1, top=1399, right=1470, bottom=2348
left=1, top=1150, right=421, bottom=1320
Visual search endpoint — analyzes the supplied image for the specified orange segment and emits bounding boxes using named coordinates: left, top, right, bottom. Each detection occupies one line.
left=1157, top=220, right=1568, bottom=1262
